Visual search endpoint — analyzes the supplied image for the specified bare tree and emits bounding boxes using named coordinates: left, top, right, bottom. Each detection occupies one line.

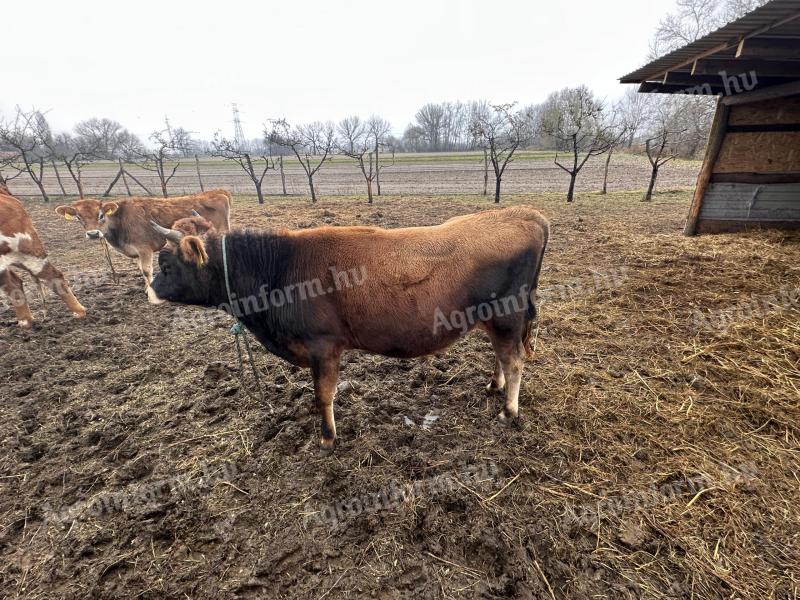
left=267, top=119, right=334, bottom=203
left=649, top=0, right=768, bottom=57
left=43, top=132, right=100, bottom=198
left=366, top=116, right=392, bottom=196
left=74, top=117, right=139, bottom=160
left=538, top=86, right=622, bottom=203
left=469, top=102, right=532, bottom=203
left=642, top=99, right=687, bottom=201
left=212, top=133, right=275, bottom=204
left=617, top=88, right=650, bottom=148
left=336, top=116, right=378, bottom=203
left=0, top=107, right=52, bottom=201
left=134, top=127, right=187, bottom=197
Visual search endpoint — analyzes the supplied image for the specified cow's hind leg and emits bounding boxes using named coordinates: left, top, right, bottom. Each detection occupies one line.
left=310, top=350, right=341, bottom=454
left=486, top=356, right=506, bottom=392
left=1, top=269, right=34, bottom=328
left=486, top=327, right=525, bottom=421
left=35, top=261, right=86, bottom=319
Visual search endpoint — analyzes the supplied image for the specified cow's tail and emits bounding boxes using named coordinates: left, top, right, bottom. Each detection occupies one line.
left=521, top=220, right=549, bottom=357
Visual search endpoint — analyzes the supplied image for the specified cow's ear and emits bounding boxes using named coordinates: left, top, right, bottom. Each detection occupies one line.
left=55, top=205, right=77, bottom=221
left=179, top=235, right=208, bottom=268
left=102, top=202, right=119, bottom=216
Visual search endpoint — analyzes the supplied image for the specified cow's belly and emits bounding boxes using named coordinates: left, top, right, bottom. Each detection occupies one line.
left=347, top=314, right=479, bottom=359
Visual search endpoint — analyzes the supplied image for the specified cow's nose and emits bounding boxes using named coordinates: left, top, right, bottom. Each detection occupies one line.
left=86, top=230, right=102, bottom=239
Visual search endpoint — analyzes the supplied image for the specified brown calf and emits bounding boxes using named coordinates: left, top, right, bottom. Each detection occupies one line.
left=55, top=189, right=231, bottom=288
left=0, top=192, right=86, bottom=328
left=148, top=205, right=550, bottom=453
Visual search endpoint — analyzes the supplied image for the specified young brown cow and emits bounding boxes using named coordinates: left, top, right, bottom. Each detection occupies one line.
left=55, top=189, right=231, bottom=289
left=147, top=205, right=550, bottom=453
left=0, top=192, right=86, bottom=328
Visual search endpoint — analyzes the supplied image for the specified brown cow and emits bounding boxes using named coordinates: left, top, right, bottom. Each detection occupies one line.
left=153, top=213, right=217, bottom=243
left=147, top=205, right=549, bottom=453
left=55, top=189, right=231, bottom=289
left=0, top=192, right=86, bottom=328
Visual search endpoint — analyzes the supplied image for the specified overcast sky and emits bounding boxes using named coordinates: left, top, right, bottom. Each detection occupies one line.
left=3, top=0, right=670, bottom=141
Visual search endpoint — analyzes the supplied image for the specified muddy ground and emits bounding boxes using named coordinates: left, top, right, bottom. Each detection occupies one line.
left=1, top=190, right=798, bottom=599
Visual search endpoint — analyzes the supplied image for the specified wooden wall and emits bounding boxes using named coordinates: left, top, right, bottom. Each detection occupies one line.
left=690, top=93, right=800, bottom=234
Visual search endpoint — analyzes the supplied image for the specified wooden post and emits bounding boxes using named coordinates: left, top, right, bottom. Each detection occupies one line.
left=195, top=154, right=205, bottom=192
left=104, top=166, right=124, bottom=197
left=279, top=155, right=287, bottom=195
left=684, top=99, right=730, bottom=236
left=119, top=159, right=133, bottom=196
left=124, top=169, right=154, bottom=196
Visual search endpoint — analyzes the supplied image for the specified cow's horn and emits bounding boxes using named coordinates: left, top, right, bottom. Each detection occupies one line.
left=191, top=209, right=201, bottom=217
left=151, top=220, right=183, bottom=242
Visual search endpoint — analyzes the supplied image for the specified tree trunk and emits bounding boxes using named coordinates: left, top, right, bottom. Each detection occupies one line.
left=156, top=162, right=168, bottom=197
left=308, top=175, right=317, bottom=203
left=643, top=165, right=658, bottom=202
left=601, top=149, right=613, bottom=195
left=279, top=156, right=287, bottom=195
left=195, top=155, right=204, bottom=192
left=566, top=172, right=577, bottom=203
left=483, top=149, right=488, bottom=196
left=366, top=179, right=373, bottom=204
left=255, top=180, right=264, bottom=204
left=494, top=176, right=501, bottom=203
left=51, top=160, right=67, bottom=196
left=65, top=162, right=85, bottom=198
left=33, top=159, right=49, bottom=202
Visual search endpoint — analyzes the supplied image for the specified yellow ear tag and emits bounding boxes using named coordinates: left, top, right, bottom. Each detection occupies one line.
left=105, top=208, right=115, bottom=216
left=64, top=213, right=74, bottom=221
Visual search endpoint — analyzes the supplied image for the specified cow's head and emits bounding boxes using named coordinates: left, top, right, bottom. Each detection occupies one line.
left=55, top=199, right=119, bottom=239
left=147, top=229, right=212, bottom=307
left=158, top=214, right=216, bottom=248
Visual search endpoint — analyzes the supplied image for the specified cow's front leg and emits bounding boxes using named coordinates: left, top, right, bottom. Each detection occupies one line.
left=310, top=351, right=341, bottom=454
left=1, top=269, right=34, bottom=328
left=137, top=248, right=155, bottom=289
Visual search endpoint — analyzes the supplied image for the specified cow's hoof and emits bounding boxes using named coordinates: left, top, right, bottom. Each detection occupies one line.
left=486, top=381, right=505, bottom=392
left=497, top=409, right=520, bottom=425
left=72, top=310, right=86, bottom=319
left=318, top=438, right=336, bottom=457
left=18, top=319, right=32, bottom=329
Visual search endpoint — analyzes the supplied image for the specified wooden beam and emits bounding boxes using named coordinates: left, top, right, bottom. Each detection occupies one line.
left=736, top=37, right=800, bottom=60
left=638, top=81, right=725, bottom=95
left=663, top=71, right=787, bottom=89
left=692, top=58, right=800, bottom=78
left=722, top=80, right=800, bottom=105
left=684, top=99, right=730, bottom=236
left=710, top=172, right=800, bottom=184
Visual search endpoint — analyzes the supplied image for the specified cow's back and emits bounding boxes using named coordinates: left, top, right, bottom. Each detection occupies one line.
left=0, top=194, right=47, bottom=258
left=282, top=205, right=549, bottom=355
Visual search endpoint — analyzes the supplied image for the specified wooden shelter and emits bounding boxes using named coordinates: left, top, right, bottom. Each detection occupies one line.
left=620, top=0, right=800, bottom=235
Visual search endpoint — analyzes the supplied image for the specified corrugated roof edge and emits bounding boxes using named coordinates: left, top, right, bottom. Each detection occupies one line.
left=619, top=0, right=800, bottom=83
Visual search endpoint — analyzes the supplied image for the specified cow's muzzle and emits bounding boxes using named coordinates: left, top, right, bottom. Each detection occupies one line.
left=86, top=230, right=104, bottom=240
